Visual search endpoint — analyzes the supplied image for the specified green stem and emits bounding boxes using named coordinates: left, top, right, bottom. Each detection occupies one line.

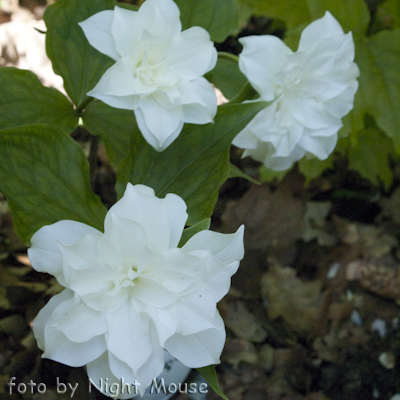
left=217, top=51, right=239, bottom=63
left=76, top=97, right=94, bottom=114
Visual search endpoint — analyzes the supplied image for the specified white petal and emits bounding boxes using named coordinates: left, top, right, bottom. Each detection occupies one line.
left=164, top=311, right=226, bottom=368
left=168, top=26, right=217, bottom=80
left=87, top=352, right=138, bottom=400
left=28, top=220, right=102, bottom=287
left=178, top=78, right=217, bottom=123
left=288, top=97, right=341, bottom=130
left=298, top=132, right=338, bottom=159
left=135, top=96, right=183, bottom=151
left=298, top=11, right=344, bottom=53
left=175, top=295, right=219, bottom=335
left=33, top=289, right=73, bottom=352
left=133, top=323, right=166, bottom=395
left=136, top=0, right=181, bottom=38
left=135, top=106, right=183, bottom=151
left=55, top=298, right=108, bottom=343
left=100, top=215, right=148, bottom=267
left=111, top=6, right=142, bottom=57
left=131, top=276, right=177, bottom=308
left=239, top=35, right=291, bottom=100
left=138, top=302, right=177, bottom=346
left=41, top=293, right=107, bottom=366
left=105, top=302, right=153, bottom=374
left=183, top=225, right=244, bottom=265
left=79, top=10, right=119, bottom=61
left=163, top=193, right=188, bottom=248
left=106, top=183, right=180, bottom=252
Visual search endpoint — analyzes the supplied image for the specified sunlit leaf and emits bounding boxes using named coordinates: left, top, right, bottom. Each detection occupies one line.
left=178, top=218, right=211, bottom=247
left=174, top=0, right=240, bottom=42
left=355, top=29, right=400, bottom=151
left=43, top=0, right=116, bottom=107
left=298, top=154, right=335, bottom=184
left=306, top=0, right=370, bottom=37
left=117, top=101, right=268, bottom=225
left=83, top=101, right=137, bottom=167
left=348, top=125, right=394, bottom=189
left=0, top=124, right=107, bottom=243
left=228, top=163, right=260, bottom=184
left=197, top=365, right=229, bottom=400
left=239, top=0, right=311, bottom=29
left=206, top=56, right=247, bottom=100
left=0, top=68, right=77, bottom=133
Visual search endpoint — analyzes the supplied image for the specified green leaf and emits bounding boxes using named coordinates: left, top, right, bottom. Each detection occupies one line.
left=174, top=0, right=240, bottom=42
left=43, top=0, right=116, bottom=107
left=178, top=218, right=211, bottom=247
left=355, top=29, right=400, bottom=151
left=197, top=365, right=228, bottom=400
left=117, top=101, right=268, bottom=225
left=206, top=55, right=247, bottom=100
left=228, top=163, right=260, bottom=184
left=348, top=124, right=394, bottom=189
left=259, top=165, right=288, bottom=183
left=0, top=124, right=107, bottom=243
left=298, top=154, right=335, bottom=184
left=0, top=68, right=77, bottom=133
left=375, top=0, right=400, bottom=31
left=239, top=0, right=311, bottom=29
left=83, top=101, right=137, bottom=167
left=306, top=0, right=370, bottom=37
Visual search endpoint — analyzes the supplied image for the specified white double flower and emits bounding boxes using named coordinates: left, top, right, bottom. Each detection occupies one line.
left=29, top=184, right=244, bottom=398
left=79, top=0, right=217, bottom=151
left=233, top=12, right=360, bottom=171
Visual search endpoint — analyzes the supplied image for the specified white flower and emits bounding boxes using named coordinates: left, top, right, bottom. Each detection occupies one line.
left=29, top=183, right=244, bottom=398
left=79, top=0, right=217, bottom=152
left=233, top=11, right=359, bottom=171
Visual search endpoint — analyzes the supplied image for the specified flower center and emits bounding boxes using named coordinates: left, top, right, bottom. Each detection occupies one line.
left=129, top=44, right=179, bottom=94
left=110, top=266, right=139, bottom=294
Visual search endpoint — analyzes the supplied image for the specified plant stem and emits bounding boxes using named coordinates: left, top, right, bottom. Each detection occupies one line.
left=76, top=97, right=94, bottom=114
left=217, top=51, right=239, bottom=63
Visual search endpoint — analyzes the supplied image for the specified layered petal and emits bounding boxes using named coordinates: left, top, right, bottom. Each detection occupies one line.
left=30, top=183, right=244, bottom=397
left=78, top=11, right=119, bottom=60
left=28, top=220, right=102, bottom=287
left=80, top=0, right=217, bottom=152
left=164, top=311, right=226, bottom=368
left=234, top=11, right=359, bottom=171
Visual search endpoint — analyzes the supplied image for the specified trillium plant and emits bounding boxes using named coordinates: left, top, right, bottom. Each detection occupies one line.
left=0, top=0, right=366, bottom=398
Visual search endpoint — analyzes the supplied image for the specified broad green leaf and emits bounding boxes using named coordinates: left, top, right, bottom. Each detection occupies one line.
left=306, top=0, right=370, bottom=37
left=239, top=0, right=311, bottom=29
left=83, top=101, right=137, bottom=167
left=228, top=163, right=260, bottom=184
left=298, top=154, right=335, bottom=184
left=117, top=101, right=268, bottom=225
left=43, top=0, right=115, bottom=107
left=0, top=124, right=107, bottom=243
left=206, top=55, right=247, bottom=100
left=197, top=365, right=228, bottom=400
left=0, top=68, right=77, bottom=133
left=355, top=29, right=400, bottom=151
left=174, top=0, right=240, bottom=42
left=178, top=218, right=211, bottom=247
left=348, top=125, right=394, bottom=189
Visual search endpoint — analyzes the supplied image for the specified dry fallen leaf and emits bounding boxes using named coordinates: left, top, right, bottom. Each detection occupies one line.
left=262, top=263, right=323, bottom=333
